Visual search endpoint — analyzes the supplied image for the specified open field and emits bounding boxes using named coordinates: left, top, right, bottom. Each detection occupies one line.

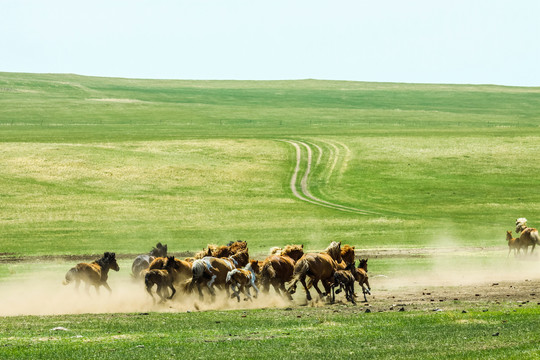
left=1, top=72, right=540, bottom=358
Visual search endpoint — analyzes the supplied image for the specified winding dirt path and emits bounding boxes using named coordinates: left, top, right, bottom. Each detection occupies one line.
left=283, top=139, right=379, bottom=215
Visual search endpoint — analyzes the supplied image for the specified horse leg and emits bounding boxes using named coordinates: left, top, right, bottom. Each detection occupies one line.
left=102, top=282, right=112, bottom=294
left=206, top=275, right=217, bottom=299
left=251, top=282, right=259, bottom=299
left=279, top=283, right=293, bottom=300
left=311, top=279, right=325, bottom=299
left=244, top=286, right=252, bottom=302
left=145, top=283, right=156, bottom=303
left=167, top=284, right=176, bottom=300
left=299, top=275, right=312, bottom=301
left=74, top=279, right=81, bottom=292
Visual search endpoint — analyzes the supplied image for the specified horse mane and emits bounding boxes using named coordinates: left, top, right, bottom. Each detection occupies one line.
left=324, top=241, right=342, bottom=261
left=281, top=244, right=304, bottom=260
left=194, top=246, right=214, bottom=259
left=269, top=246, right=282, bottom=255
left=228, top=240, right=248, bottom=255
left=94, top=252, right=116, bottom=269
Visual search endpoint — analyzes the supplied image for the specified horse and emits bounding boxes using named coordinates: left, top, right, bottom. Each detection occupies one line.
left=516, top=218, right=540, bottom=255
left=354, top=259, right=371, bottom=302
left=131, top=242, right=168, bottom=279
left=287, top=241, right=342, bottom=302
left=226, top=260, right=261, bottom=302
left=330, top=263, right=357, bottom=304
left=260, top=244, right=304, bottom=299
left=193, top=240, right=248, bottom=260
left=63, top=252, right=120, bottom=295
left=147, top=256, right=193, bottom=284
left=506, top=230, right=520, bottom=257
left=145, top=256, right=181, bottom=303
left=190, top=249, right=250, bottom=299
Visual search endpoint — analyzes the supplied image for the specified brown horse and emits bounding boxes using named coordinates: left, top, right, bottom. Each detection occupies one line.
left=145, top=256, right=181, bottom=303
left=260, top=244, right=304, bottom=299
left=226, top=260, right=261, bottom=302
left=506, top=230, right=520, bottom=257
left=147, top=256, right=193, bottom=284
left=131, top=242, right=167, bottom=279
left=355, top=259, right=371, bottom=302
left=287, top=241, right=342, bottom=302
left=516, top=218, right=540, bottom=255
left=190, top=249, right=250, bottom=299
left=63, top=252, right=120, bottom=295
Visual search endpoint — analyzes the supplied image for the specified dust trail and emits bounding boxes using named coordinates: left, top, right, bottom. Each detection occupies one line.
left=0, top=271, right=291, bottom=317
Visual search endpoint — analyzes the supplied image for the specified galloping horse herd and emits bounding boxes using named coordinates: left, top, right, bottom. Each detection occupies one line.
left=63, top=240, right=371, bottom=306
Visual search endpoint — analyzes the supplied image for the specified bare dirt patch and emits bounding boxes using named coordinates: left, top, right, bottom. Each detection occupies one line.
left=1, top=248, right=538, bottom=316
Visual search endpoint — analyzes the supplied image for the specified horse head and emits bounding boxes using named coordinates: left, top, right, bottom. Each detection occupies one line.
left=231, top=249, right=250, bottom=267
left=247, top=259, right=260, bottom=274
left=358, top=258, right=368, bottom=272
left=506, top=231, right=513, bottom=241
left=341, top=244, right=356, bottom=265
left=165, top=256, right=180, bottom=271
left=104, top=252, right=120, bottom=272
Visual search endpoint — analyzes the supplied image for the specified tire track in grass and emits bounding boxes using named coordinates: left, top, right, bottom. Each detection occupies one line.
left=283, top=139, right=379, bottom=215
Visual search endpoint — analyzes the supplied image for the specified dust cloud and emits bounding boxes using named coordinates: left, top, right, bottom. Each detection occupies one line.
left=1, top=247, right=539, bottom=316
left=0, top=271, right=291, bottom=317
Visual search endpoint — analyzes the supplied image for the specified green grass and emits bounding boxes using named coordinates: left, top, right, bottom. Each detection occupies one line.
left=1, top=72, right=539, bottom=256
left=1, top=307, right=539, bottom=359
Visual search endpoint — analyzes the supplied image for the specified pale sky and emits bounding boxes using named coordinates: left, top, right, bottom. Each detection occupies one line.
left=1, top=0, right=539, bottom=86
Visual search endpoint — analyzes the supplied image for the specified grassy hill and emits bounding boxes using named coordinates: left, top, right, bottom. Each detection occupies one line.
left=1, top=72, right=539, bottom=256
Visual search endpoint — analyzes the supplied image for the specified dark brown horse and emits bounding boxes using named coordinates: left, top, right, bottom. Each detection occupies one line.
left=330, top=263, right=357, bottom=304
left=287, top=241, right=342, bottom=302
left=63, top=252, right=120, bottom=295
left=260, top=244, right=304, bottom=299
left=145, top=256, right=181, bottom=303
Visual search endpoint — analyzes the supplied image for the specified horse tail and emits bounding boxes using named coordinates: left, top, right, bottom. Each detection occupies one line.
left=260, top=261, right=276, bottom=280
left=63, top=267, right=78, bottom=285
left=286, top=257, right=309, bottom=294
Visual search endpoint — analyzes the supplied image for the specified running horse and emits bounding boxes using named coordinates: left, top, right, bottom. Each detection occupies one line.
left=63, top=252, right=120, bottom=295
left=131, top=242, right=168, bottom=278
left=260, top=244, right=304, bottom=299
left=515, top=218, right=540, bottom=255
left=189, top=249, right=250, bottom=299
left=287, top=241, right=342, bottom=302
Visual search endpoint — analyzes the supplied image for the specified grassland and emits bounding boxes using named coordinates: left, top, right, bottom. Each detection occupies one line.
left=1, top=72, right=540, bottom=358
left=1, top=72, right=539, bottom=256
